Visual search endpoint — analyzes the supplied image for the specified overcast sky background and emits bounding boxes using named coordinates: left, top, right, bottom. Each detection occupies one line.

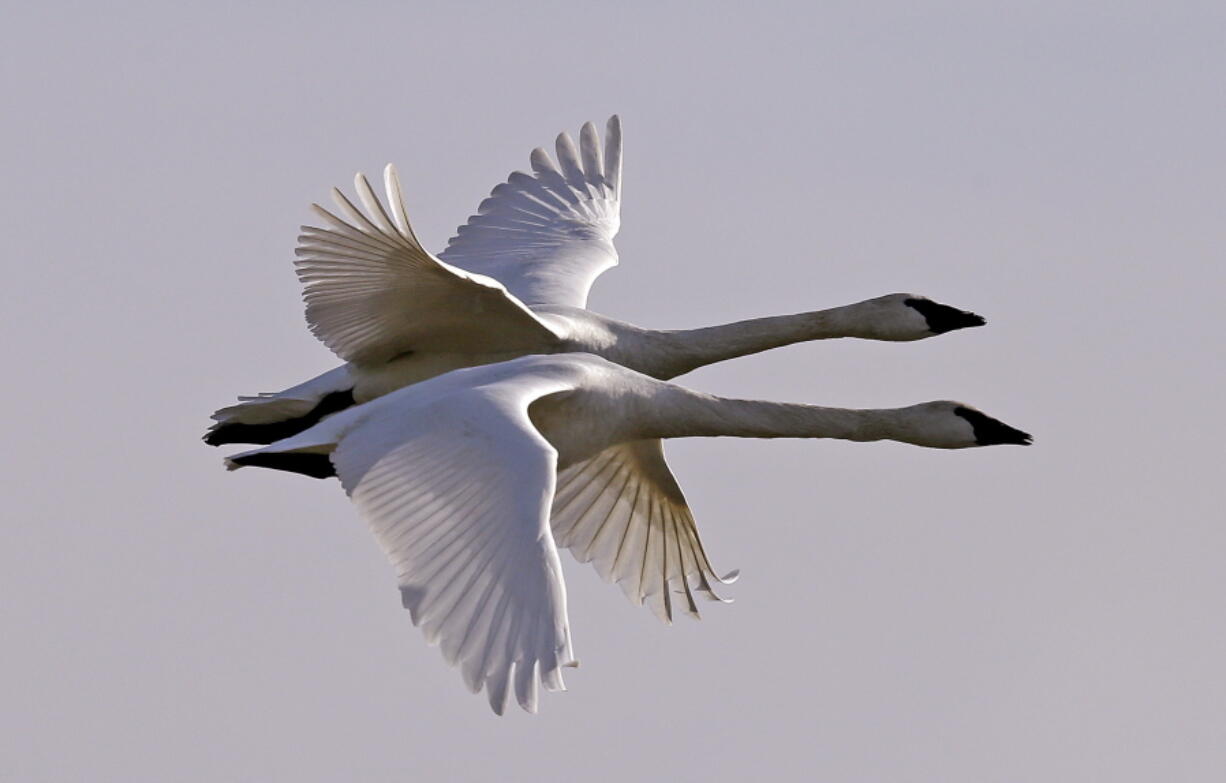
left=3, top=2, right=1224, bottom=781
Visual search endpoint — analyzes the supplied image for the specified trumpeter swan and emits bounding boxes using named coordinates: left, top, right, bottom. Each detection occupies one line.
left=205, top=116, right=984, bottom=448
left=226, top=353, right=1030, bottom=714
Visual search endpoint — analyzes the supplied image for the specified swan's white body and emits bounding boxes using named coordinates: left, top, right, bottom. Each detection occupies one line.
left=208, top=117, right=984, bottom=443
left=228, top=353, right=1030, bottom=714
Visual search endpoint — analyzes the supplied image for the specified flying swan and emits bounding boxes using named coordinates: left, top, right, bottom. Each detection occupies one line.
left=205, top=116, right=985, bottom=450
left=226, top=353, right=1031, bottom=714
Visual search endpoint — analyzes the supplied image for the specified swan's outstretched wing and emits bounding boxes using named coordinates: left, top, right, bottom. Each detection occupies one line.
left=295, top=168, right=561, bottom=365
left=339, top=382, right=579, bottom=714
left=551, top=439, right=737, bottom=623
left=231, top=365, right=580, bottom=714
left=437, top=116, right=622, bottom=308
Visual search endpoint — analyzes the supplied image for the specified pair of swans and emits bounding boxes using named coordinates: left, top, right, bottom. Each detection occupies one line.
left=212, top=117, right=1030, bottom=714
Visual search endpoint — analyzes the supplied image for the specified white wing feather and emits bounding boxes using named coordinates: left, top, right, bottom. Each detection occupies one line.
left=222, top=355, right=737, bottom=711
left=295, top=169, right=560, bottom=365
left=336, top=381, right=580, bottom=714
left=437, top=116, right=622, bottom=308
left=551, top=439, right=737, bottom=623
left=230, top=363, right=583, bottom=714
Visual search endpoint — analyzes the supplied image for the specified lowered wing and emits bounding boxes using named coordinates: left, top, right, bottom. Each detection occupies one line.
left=551, top=439, right=737, bottom=623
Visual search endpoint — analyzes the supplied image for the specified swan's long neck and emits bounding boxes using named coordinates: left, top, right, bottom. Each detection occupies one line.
left=642, top=389, right=918, bottom=445
left=622, top=302, right=894, bottom=380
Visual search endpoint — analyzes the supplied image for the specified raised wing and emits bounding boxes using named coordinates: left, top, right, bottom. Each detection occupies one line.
left=437, top=116, right=622, bottom=308
left=295, top=167, right=561, bottom=365
left=551, top=439, right=737, bottom=623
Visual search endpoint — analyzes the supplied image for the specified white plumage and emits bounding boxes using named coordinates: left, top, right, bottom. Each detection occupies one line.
left=297, top=167, right=561, bottom=364
left=551, top=438, right=736, bottom=623
left=213, top=116, right=985, bottom=435
left=227, top=354, right=1030, bottom=713
left=212, top=116, right=1020, bottom=714
left=293, top=117, right=623, bottom=366
left=210, top=117, right=987, bottom=615
left=438, top=116, right=622, bottom=309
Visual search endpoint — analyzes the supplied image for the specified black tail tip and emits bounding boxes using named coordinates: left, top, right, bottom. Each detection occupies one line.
left=204, top=421, right=281, bottom=447
left=227, top=451, right=337, bottom=479
left=203, top=389, right=356, bottom=448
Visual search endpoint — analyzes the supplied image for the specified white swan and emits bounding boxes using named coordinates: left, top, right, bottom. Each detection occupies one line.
left=205, top=116, right=985, bottom=448
left=226, top=353, right=1031, bottom=714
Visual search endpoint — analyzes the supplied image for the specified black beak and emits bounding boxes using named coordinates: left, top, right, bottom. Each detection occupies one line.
left=905, top=298, right=987, bottom=334
left=954, top=406, right=1033, bottom=446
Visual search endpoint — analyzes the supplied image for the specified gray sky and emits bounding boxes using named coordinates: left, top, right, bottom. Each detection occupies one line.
left=3, top=2, right=1224, bottom=781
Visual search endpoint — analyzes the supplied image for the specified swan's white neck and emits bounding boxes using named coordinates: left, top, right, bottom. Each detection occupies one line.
left=646, top=392, right=877, bottom=441
left=592, top=297, right=929, bottom=380
left=635, top=388, right=971, bottom=449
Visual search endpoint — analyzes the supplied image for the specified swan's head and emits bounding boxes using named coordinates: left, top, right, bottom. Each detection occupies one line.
left=896, top=401, right=1033, bottom=449
left=854, top=294, right=986, bottom=340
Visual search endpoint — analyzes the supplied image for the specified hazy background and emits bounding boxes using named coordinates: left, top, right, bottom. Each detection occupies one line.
left=3, top=2, right=1223, bottom=781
